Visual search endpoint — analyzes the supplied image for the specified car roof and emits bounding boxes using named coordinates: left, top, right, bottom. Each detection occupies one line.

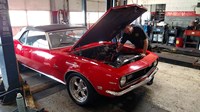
left=25, top=24, right=86, bottom=32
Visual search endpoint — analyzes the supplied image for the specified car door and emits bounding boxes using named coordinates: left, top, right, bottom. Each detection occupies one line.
left=18, top=30, right=62, bottom=79
left=16, top=31, right=31, bottom=66
left=26, top=31, right=53, bottom=74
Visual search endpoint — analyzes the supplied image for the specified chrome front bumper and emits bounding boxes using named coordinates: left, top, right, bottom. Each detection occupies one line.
left=106, top=67, right=158, bottom=96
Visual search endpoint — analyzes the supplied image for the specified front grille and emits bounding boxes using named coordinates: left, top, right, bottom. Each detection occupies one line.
left=126, top=65, right=153, bottom=85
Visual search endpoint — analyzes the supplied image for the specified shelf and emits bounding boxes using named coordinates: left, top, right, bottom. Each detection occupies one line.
left=184, top=30, right=200, bottom=37
left=185, top=42, right=198, bottom=45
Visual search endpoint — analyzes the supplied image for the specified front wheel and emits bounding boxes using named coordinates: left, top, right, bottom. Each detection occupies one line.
left=66, top=73, right=98, bottom=106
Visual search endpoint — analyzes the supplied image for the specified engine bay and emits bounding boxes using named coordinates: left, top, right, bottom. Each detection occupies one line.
left=74, top=44, right=143, bottom=68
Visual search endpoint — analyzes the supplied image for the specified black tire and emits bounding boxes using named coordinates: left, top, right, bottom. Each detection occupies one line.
left=66, top=73, right=98, bottom=106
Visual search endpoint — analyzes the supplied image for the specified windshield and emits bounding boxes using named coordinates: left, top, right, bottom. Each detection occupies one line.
left=48, top=28, right=86, bottom=48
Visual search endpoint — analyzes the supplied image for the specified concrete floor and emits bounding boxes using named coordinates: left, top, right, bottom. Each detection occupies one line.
left=0, top=62, right=200, bottom=112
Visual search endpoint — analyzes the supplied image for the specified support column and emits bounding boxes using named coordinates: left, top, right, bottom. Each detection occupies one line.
left=106, top=0, right=113, bottom=10
left=0, top=0, right=21, bottom=104
left=106, top=0, right=127, bottom=11
left=82, top=0, right=87, bottom=27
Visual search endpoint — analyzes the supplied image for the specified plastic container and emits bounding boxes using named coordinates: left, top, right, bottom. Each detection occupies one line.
left=176, top=37, right=184, bottom=47
left=16, top=93, right=26, bottom=112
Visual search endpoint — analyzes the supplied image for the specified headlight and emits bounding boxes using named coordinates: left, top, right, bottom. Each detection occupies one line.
left=120, top=76, right=127, bottom=87
left=153, top=60, right=158, bottom=66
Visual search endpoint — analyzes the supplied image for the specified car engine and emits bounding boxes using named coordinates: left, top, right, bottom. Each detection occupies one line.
left=74, top=44, right=143, bottom=68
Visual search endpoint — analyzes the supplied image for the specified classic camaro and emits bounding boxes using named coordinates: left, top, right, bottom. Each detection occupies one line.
left=14, top=4, right=158, bottom=106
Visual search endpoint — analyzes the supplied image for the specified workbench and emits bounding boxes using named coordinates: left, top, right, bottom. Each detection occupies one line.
left=183, top=30, right=200, bottom=50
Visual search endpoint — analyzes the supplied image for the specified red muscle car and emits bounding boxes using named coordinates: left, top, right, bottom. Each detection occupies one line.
left=14, top=4, right=158, bottom=106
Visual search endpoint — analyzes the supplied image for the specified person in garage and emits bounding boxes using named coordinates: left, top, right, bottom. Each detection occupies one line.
left=116, top=24, right=151, bottom=57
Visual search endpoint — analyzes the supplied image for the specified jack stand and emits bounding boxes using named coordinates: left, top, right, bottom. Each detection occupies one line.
left=12, top=80, right=47, bottom=112
left=13, top=91, right=46, bottom=112
left=15, top=93, right=46, bottom=112
left=22, top=81, right=36, bottom=109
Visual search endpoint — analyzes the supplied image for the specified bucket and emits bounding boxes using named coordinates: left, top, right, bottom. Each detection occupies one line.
left=176, top=37, right=183, bottom=47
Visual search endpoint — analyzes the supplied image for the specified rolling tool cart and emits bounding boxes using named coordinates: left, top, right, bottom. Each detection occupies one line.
left=167, top=28, right=177, bottom=45
left=152, top=26, right=164, bottom=43
left=183, top=30, right=200, bottom=50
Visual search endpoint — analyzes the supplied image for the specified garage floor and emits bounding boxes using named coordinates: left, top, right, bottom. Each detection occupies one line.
left=0, top=62, right=200, bottom=112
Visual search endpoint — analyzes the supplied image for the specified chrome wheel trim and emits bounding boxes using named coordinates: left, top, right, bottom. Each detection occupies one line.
left=69, top=76, right=88, bottom=103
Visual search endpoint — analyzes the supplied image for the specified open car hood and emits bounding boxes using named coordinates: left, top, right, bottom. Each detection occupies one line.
left=72, top=4, right=147, bottom=50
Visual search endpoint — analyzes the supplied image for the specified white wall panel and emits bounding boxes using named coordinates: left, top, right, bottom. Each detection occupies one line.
left=51, top=0, right=105, bottom=12
left=139, top=0, right=166, bottom=5
left=69, top=12, right=84, bottom=24
left=9, top=10, right=27, bottom=26
left=127, top=0, right=138, bottom=4
left=8, top=0, right=50, bottom=10
left=69, top=0, right=82, bottom=11
left=26, top=0, right=50, bottom=10
left=166, top=1, right=197, bottom=11
left=87, top=12, right=104, bottom=23
left=8, top=0, right=26, bottom=10
left=87, top=1, right=105, bottom=12
left=27, top=11, right=51, bottom=25
left=139, top=0, right=198, bottom=11
left=51, top=0, right=63, bottom=10
left=8, top=0, right=51, bottom=27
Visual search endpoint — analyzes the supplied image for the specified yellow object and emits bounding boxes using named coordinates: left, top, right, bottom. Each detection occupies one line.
left=176, top=40, right=179, bottom=44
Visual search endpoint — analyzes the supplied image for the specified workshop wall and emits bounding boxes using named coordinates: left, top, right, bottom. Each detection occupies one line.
left=139, top=0, right=199, bottom=27
left=51, top=0, right=105, bottom=26
left=8, top=0, right=106, bottom=35
left=8, top=0, right=50, bottom=10
left=8, top=0, right=51, bottom=35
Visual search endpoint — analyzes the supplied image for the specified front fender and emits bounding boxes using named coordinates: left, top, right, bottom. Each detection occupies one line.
left=65, top=59, right=120, bottom=96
